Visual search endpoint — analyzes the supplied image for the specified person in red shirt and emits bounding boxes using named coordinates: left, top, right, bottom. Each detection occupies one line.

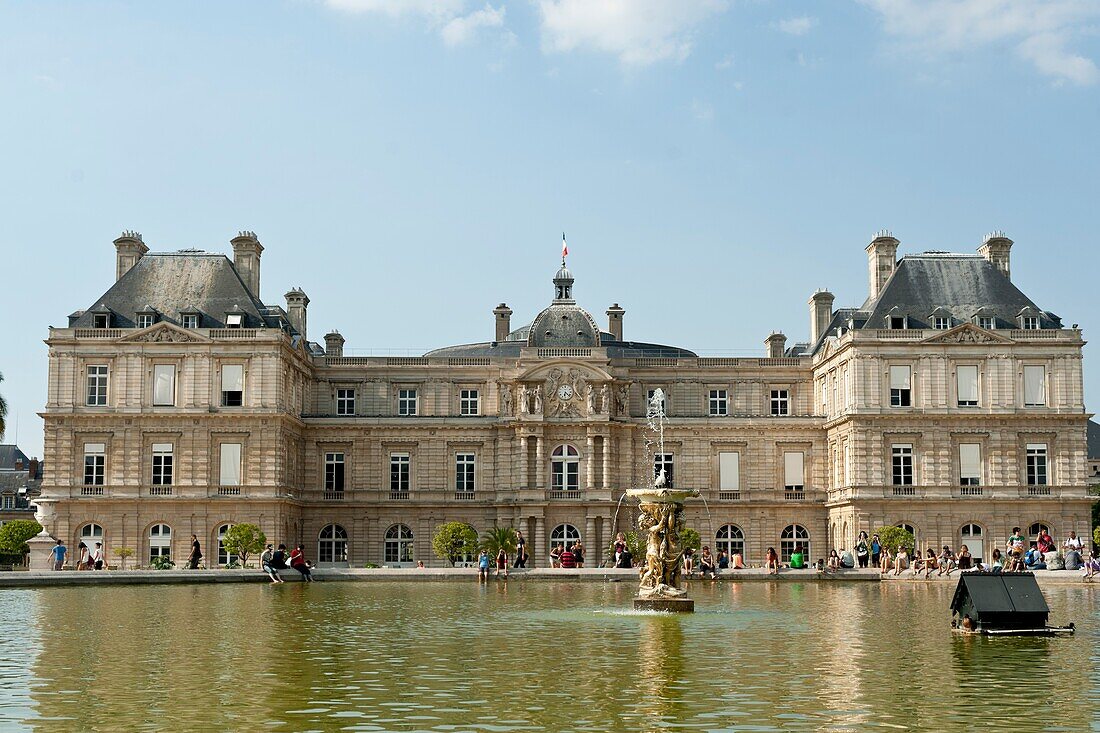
left=559, top=548, right=576, bottom=568
left=289, top=544, right=313, bottom=582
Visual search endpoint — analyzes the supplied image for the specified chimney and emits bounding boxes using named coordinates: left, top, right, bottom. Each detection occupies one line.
left=809, top=290, right=834, bottom=344
left=285, top=288, right=310, bottom=340
left=978, top=231, right=1012, bottom=280
left=606, top=304, right=625, bottom=342
left=324, top=330, right=345, bottom=358
left=765, top=331, right=787, bottom=358
left=114, top=231, right=148, bottom=281
left=866, top=230, right=899, bottom=302
left=493, top=303, right=513, bottom=343
left=231, top=231, right=264, bottom=296
left=28, top=458, right=39, bottom=479
left=14, top=459, right=23, bottom=472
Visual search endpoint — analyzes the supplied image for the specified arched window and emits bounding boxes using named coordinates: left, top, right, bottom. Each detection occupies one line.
left=780, top=524, right=809, bottom=562
left=960, top=523, right=984, bottom=564
left=318, top=524, right=348, bottom=564
left=384, top=524, right=414, bottom=564
left=1028, top=522, right=1051, bottom=538
left=550, top=523, right=580, bottom=552
left=217, top=524, right=238, bottom=566
left=148, top=524, right=171, bottom=564
left=715, top=524, right=744, bottom=557
left=78, top=523, right=104, bottom=555
left=551, top=445, right=580, bottom=494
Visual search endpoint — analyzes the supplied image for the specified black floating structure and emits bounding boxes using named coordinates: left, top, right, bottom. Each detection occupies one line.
left=950, top=572, right=1074, bottom=636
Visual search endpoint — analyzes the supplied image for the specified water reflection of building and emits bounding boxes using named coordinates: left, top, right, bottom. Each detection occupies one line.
left=634, top=617, right=685, bottom=725
left=36, top=231, right=1093, bottom=566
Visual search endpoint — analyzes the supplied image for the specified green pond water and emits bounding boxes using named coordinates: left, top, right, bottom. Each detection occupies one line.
left=0, top=581, right=1097, bottom=732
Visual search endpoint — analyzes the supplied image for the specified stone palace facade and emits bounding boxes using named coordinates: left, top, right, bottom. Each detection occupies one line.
left=35, top=230, right=1093, bottom=567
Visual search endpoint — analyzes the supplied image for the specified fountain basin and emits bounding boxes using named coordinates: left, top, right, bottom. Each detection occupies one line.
left=634, top=596, right=695, bottom=613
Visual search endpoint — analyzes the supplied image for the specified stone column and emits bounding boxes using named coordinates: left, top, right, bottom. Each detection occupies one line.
left=534, top=515, right=545, bottom=568
left=586, top=435, right=595, bottom=489
left=585, top=515, right=597, bottom=557
left=535, top=436, right=545, bottom=490
left=602, top=435, right=610, bottom=488
left=519, top=434, right=528, bottom=489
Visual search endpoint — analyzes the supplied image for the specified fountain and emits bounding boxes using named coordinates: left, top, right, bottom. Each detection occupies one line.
left=629, top=388, right=698, bottom=613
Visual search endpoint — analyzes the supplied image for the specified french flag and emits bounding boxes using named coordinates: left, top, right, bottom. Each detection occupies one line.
left=562, top=232, right=568, bottom=259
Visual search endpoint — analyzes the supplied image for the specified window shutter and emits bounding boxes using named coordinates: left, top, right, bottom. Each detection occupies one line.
left=783, top=451, right=804, bottom=487
left=222, top=364, right=244, bottom=392
left=959, top=443, right=981, bottom=481
left=719, top=452, right=739, bottom=490
left=1023, top=365, right=1046, bottom=405
left=889, top=365, right=910, bottom=390
left=956, top=365, right=978, bottom=403
left=220, top=443, right=242, bottom=486
left=153, top=364, right=175, bottom=405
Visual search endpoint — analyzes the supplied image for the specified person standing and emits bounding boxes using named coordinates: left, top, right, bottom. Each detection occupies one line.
left=290, top=544, right=313, bottom=582
left=1007, top=527, right=1026, bottom=571
left=51, top=540, right=67, bottom=571
left=514, top=531, right=527, bottom=568
left=870, top=534, right=882, bottom=567
left=90, top=542, right=105, bottom=570
left=77, top=542, right=89, bottom=571
left=573, top=542, right=585, bottom=569
left=187, top=534, right=202, bottom=570
left=855, top=532, right=869, bottom=568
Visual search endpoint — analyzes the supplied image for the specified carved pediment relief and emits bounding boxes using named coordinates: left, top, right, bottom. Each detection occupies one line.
left=513, top=361, right=614, bottom=417
left=920, top=323, right=1012, bottom=345
left=121, top=322, right=210, bottom=344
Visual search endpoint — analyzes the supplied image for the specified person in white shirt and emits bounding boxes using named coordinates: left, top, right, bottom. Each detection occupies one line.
left=90, top=542, right=104, bottom=570
left=1063, top=532, right=1083, bottom=552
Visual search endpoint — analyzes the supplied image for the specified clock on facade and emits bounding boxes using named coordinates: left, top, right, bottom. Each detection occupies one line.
left=557, top=384, right=574, bottom=400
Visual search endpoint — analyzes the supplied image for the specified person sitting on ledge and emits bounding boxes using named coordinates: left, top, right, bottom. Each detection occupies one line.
left=922, top=548, right=939, bottom=579
left=559, top=546, right=576, bottom=569
left=731, top=551, right=745, bottom=570
left=984, top=548, right=1004, bottom=573
left=682, top=546, right=696, bottom=576
left=616, top=547, right=633, bottom=569
left=764, top=547, right=780, bottom=575
left=938, top=546, right=957, bottom=576
left=789, top=549, right=806, bottom=569
left=549, top=544, right=563, bottom=568
left=699, top=546, right=718, bottom=579
left=956, top=545, right=973, bottom=571
left=1024, top=544, right=1047, bottom=571
left=826, top=550, right=841, bottom=573
left=892, top=547, right=910, bottom=575
left=879, top=548, right=893, bottom=575
left=840, top=548, right=855, bottom=569
left=716, top=549, right=729, bottom=570
left=1082, top=550, right=1100, bottom=581
left=478, top=549, right=490, bottom=581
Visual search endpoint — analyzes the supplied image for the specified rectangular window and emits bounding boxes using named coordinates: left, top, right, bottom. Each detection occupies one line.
left=888, top=316, right=905, bottom=329
left=219, top=443, right=242, bottom=486
left=390, top=453, right=410, bottom=494
left=221, top=364, right=244, bottom=407
left=460, top=389, right=479, bottom=416
left=770, top=389, right=789, bottom=416
left=336, top=388, right=355, bottom=416
left=653, top=453, right=674, bottom=488
left=225, top=313, right=243, bottom=328
left=456, top=453, right=475, bottom=493
left=151, top=443, right=174, bottom=486
left=718, top=452, right=740, bottom=490
left=1021, top=316, right=1040, bottom=330
left=136, top=314, right=154, bottom=329
left=93, top=313, right=110, bottom=329
left=783, top=451, right=804, bottom=490
left=1023, top=365, right=1046, bottom=406
left=398, top=389, right=418, bottom=416
left=1026, top=444, right=1048, bottom=486
left=959, top=443, right=981, bottom=486
left=889, top=365, right=911, bottom=407
left=976, top=316, right=995, bottom=330
left=181, top=314, right=199, bottom=329
left=956, top=365, right=978, bottom=407
left=709, top=389, right=728, bottom=416
left=646, top=389, right=667, bottom=415
left=83, top=443, right=105, bottom=486
left=891, top=444, right=913, bottom=486
left=324, top=452, right=345, bottom=491
left=152, top=364, right=176, bottom=406
left=1, top=495, right=12, bottom=510
left=931, top=316, right=950, bottom=330
left=821, top=379, right=829, bottom=414
left=86, top=365, right=109, bottom=406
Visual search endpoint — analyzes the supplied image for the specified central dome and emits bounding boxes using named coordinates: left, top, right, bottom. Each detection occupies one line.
left=526, top=259, right=601, bottom=347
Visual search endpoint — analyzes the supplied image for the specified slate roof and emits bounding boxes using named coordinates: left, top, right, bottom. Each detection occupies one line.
left=1088, top=419, right=1100, bottom=460
left=0, top=445, right=30, bottom=471
left=811, top=253, right=1062, bottom=354
left=68, top=252, right=280, bottom=330
left=424, top=338, right=696, bottom=359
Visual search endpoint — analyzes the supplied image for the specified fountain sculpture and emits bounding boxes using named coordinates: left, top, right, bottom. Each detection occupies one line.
left=629, top=388, right=698, bottom=613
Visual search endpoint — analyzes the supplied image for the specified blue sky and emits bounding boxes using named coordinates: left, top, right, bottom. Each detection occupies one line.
left=1, top=0, right=1099, bottom=458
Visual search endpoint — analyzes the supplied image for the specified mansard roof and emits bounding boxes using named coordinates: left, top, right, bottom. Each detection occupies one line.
left=68, top=251, right=279, bottom=330
left=862, top=254, right=1059, bottom=331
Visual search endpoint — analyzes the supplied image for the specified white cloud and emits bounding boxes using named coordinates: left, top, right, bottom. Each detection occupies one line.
left=859, top=0, right=1100, bottom=85
left=774, top=16, right=817, bottom=36
left=537, top=0, right=729, bottom=66
left=441, top=4, right=506, bottom=46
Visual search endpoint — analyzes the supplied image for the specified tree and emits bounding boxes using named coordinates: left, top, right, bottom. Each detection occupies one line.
left=221, top=523, right=266, bottom=567
left=432, top=522, right=478, bottom=566
left=0, top=519, right=42, bottom=564
left=1093, top=526, right=1100, bottom=551
left=113, top=547, right=134, bottom=570
left=680, top=527, right=701, bottom=553
left=480, top=525, right=517, bottom=558
left=0, top=371, right=7, bottom=440
left=875, top=526, right=915, bottom=555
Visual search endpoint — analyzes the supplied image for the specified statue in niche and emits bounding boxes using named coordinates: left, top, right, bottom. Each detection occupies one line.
left=532, top=387, right=543, bottom=415
left=499, top=383, right=512, bottom=416
left=616, top=384, right=630, bottom=416
left=519, top=385, right=530, bottom=415
left=586, top=384, right=596, bottom=415
left=600, top=383, right=611, bottom=414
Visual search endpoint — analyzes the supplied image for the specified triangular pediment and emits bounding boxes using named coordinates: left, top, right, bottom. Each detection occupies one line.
left=120, top=322, right=211, bottom=344
left=920, top=323, right=1012, bottom=345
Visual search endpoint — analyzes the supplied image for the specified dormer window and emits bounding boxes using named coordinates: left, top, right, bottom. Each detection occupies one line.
left=1020, top=316, right=1039, bottom=330
left=887, top=316, right=906, bottom=330
left=931, top=316, right=950, bottom=330
left=136, top=314, right=155, bottom=329
left=225, top=314, right=243, bottom=328
left=93, top=313, right=110, bottom=329
left=975, top=316, right=995, bottom=330
left=181, top=313, right=199, bottom=329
